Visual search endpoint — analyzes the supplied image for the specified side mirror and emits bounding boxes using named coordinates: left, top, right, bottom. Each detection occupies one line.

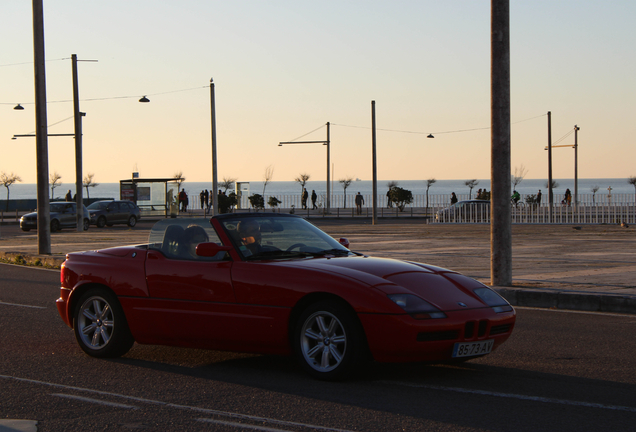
left=338, top=237, right=350, bottom=249
left=196, top=242, right=233, bottom=257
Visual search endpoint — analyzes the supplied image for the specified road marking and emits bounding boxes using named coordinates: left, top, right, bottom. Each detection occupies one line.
left=0, top=374, right=354, bottom=432
left=0, top=301, right=46, bottom=309
left=52, top=393, right=138, bottom=409
left=515, top=306, right=636, bottom=318
left=379, top=381, right=636, bottom=412
left=197, top=418, right=303, bottom=432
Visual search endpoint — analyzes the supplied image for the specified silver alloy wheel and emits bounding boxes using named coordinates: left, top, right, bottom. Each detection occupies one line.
left=77, top=295, right=114, bottom=350
left=300, top=311, right=347, bottom=373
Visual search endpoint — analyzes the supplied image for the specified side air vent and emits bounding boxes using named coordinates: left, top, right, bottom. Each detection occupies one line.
left=489, top=324, right=512, bottom=335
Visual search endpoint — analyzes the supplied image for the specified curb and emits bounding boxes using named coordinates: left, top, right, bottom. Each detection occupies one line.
left=494, top=287, right=636, bottom=315
left=0, top=251, right=65, bottom=269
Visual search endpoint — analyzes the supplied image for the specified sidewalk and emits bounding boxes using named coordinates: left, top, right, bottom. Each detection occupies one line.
left=1, top=219, right=635, bottom=314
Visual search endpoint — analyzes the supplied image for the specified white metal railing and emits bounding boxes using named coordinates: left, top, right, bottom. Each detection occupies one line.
left=172, top=192, right=636, bottom=224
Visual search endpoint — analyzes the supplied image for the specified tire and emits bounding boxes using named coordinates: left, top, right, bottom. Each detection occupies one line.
left=73, top=288, right=135, bottom=358
left=50, top=219, right=60, bottom=232
left=83, top=218, right=90, bottom=231
left=96, top=216, right=107, bottom=228
left=127, top=216, right=137, bottom=227
left=21, top=227, right=31, bottom=232
left=293, top=300, right=368, bottom=381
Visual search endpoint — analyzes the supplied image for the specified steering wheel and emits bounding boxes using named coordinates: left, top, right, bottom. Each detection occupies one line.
left=286, top=243, right=307, bottom=252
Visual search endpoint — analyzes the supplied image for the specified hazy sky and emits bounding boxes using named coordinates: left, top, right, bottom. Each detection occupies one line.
left=2, top=1, right=635, bottom=185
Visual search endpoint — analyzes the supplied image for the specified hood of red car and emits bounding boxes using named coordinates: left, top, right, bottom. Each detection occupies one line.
left=286, top=256, right=487, bottom=310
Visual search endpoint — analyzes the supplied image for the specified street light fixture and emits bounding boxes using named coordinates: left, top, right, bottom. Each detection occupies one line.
left=14, top=104, right=24, bottom=110
left=139, top=96, right=150, bottom=103
left=278, top=122, right=331, bottom=212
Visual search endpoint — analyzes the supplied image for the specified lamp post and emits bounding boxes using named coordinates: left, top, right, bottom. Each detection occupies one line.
left=544, top=124, right=579, bottom=208
left=278, top=122, right=331, bottom=212
left=210, top=78, right=218, bottom=215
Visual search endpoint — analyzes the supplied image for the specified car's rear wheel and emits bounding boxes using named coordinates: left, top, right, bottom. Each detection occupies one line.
left=50, top=219, right=60, bottom=232
left=127, top=215, right=137, bottom=227
left=293, top=300, right=367, bottom=381
left=96, top=216, right=107, bottom=228
left=82, top=218, right=90, bottom=231
left=73, top=288, right=135, bottom=358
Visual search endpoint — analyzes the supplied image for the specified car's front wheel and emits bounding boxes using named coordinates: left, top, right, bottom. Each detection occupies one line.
left=96, top=216, right=107, bottom=228
left=73, top=288, right=135, bottom=358
left=127, top=215, right=137, bottom=227
left=293, top=300, right=368, bottom=381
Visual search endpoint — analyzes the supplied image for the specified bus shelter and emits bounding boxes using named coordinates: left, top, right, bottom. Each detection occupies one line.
left=119, top=178, right=182, bottom=218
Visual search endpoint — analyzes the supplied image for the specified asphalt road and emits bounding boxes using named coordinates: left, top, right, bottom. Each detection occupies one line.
left=1, top=263, right=636, bottom=432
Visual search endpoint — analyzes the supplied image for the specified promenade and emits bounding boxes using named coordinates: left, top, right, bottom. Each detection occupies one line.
left=1, top=217, right=635, bottom=314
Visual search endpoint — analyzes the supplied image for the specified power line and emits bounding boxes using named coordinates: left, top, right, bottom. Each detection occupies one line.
left=287, top=124, right=326, bottom=142
left=2, top=85, right=208, bottom=106
left=332, top=113, right=547, bottom=136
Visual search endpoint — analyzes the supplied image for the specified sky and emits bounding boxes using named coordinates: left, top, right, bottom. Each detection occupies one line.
left=2, top=1, right=635, bottom=186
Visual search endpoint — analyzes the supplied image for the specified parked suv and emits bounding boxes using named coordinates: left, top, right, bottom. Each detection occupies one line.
left=20, top=202, right=90, bottom=232
left=88, top=200, right=141, bottom=228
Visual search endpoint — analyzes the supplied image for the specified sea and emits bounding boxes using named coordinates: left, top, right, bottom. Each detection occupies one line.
left=5, top=178, right=633, bottom=201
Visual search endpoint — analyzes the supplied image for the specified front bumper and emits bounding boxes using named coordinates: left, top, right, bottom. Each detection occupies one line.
left=359, top=308, right=516, bottom=363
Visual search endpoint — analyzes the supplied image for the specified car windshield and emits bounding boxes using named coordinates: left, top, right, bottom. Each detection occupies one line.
left=220, top=215, right=351, bottom=260
left=88, top=202, right=109, bottom=210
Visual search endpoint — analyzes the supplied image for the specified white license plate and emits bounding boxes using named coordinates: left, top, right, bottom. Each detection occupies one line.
left=452, top=339, right=494, bottom=358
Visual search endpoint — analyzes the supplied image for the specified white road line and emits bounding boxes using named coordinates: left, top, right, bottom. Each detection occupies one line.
left=379, top=381, right=636, bottom=413
left=51, top=393, right=138, bottom=410
left=197, top=418, right=301, bottom=432
left=0, top=301, right=46, bottom=309
left=0, top=374, right=354, bottom=432
left=515, top=306, right=636, bottom=318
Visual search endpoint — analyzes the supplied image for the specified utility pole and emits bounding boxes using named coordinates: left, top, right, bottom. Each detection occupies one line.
left=574, top=125, right=579, bottom=208
left=210, top=78, right=218, bottom=216
left=547, top=111, right=553, bottom=222
left=72, top=54, right=84, bottom=231
left=490, top=0, right=512, bottom=286
left=326, top=122, right=331, bottom=213
left=371, top=101, right=377, bottom=225
left=33, top=0, right=51, bottom=254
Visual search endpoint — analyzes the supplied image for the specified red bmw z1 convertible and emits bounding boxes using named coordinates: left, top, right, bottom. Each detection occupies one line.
left=57, top=213, right=516, bottom=380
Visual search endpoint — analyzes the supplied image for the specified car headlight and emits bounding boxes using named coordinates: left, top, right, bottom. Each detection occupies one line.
left=473, top=287, right=513, bottom=313
left=388, top=294, right=447, bottom=319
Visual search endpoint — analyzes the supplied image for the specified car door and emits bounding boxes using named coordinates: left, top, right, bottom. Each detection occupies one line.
left=105, top=202, right=121, bottom=224
left=142, top=248, right=240, bottom=348
left=60, top=203, right=76, bottom=228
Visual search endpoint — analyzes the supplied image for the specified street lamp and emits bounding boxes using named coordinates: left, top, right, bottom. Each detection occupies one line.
left=278, top=122, right=331, bottom=212
left=545, top=124, right=579, bottom=207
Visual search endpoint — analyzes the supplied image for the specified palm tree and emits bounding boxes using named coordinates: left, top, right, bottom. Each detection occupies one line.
left=1, top=172, right=22, bottom=211
left=262, top=165, right=274, bottom=196
left=339, top=177, right=353, bottom=208
left=50, top=171, right=62, bottom=200
left=425, top=178, right=436, bottom=210
left=83, top=173, right=99, bottom=201
left=465, top=179, right=479, bottom=199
